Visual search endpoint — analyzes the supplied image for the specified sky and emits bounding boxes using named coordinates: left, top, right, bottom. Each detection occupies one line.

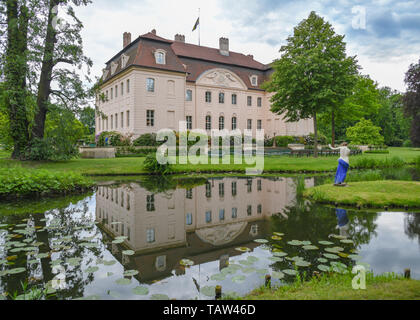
left=73, top=0, right=420, bottom=92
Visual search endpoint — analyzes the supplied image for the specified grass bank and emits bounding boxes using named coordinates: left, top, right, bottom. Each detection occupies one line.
left=0, top=148, right=418, bottom=176
left=0, top=167, right=94, bottom=199
left=304, top=180, right=420, bottom=208
left=239, top=271, right=420, bottom=300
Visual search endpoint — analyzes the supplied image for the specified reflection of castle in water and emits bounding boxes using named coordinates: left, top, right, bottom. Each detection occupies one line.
left=95, top=177, right=313, bottom=282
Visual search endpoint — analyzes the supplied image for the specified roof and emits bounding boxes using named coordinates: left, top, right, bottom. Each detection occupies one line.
left=101, top=31, right=273, bottom=89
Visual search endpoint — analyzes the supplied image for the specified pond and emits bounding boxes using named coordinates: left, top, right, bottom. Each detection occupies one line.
left=0, top=173, right=419, bottom=300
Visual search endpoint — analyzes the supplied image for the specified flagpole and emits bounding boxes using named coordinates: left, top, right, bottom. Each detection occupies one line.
left=199, top=8, right=201, bottom=46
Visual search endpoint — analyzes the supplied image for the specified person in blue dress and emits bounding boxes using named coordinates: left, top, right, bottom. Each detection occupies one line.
left=329, top=142, right=351, bottom=186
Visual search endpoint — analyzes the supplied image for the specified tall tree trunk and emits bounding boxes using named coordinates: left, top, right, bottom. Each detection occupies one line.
left=32, top=0, right=59, bottom=139
left=331, top=110, right=336, bottom=147
left=5, top=0, right=30, bottom=159
left=313, top=112, right=318, bottom=158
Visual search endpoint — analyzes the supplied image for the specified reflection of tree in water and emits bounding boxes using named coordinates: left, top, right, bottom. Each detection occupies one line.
left=404, top=213, right=420, bottom=246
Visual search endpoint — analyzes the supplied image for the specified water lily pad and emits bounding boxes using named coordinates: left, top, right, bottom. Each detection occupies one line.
left=115, top=278, right=131, bottom=285
left=318, top=264, right=330, bottom=272
left=287, top=240, right=303, bottom=246
left=80, top=242, right=100, bottom=248
left=231, top=275, right=246, bottom=283
left=200, top=286, right=215, bottom=297
left=254, top=239, right=269, bottom=244
left=272, top=271, right=285, bottom=279
left=255, top=268, right=268, bottom=275
left=273, top=252, right=288, bottom=257
left=283, top=269, right=298, bottom=276
left=273, top=232, right=285, bottom=236
left=295, top=260, right=311, bottom=267
left=35, top=253, right=50, bottom=259
left=268, top=257, right=283, bottom=262
left=85, top=266, right=99, bottom=273
left=151, top=294, right=170, bottom=300
left=66, top=257, right=82, bottom=266
left=210, top=273, right=226, bottom=281
left=329, top=234, right=347, bottom=240
left=180, top=259, right=194, bottom=267
left=103, top=260, right=117, bottom=266
left=112, top=239, right=124, bottom=244
left=247, top=256, right=259, bottom=263
left=7, top=267, right=26, bottom=275
left=317, top=258, right=328, bottom=263
left=122, top=250, right=135, bottom=256
left=348, top=254, right=362, bottom=260
left=238, top=260, right=253, bottom=266
left=340, top=239, right=354, bottom=244
left=271, top=235, right=282, bottom=241
left=107, top=272, right=114, bottom=277
left=302, top=245, right=319, bottom=250
left=235, top=247, right=251, bottom=252
left=325, top=247, right=344, bottom=253
left=301, top=241, right=312, bottom=245
left=323, top=253, right=339, bottom=260
left=0, top=259, right=8, bottom=265
left=338, top=253, right=350, bottom=258
left=124, top=270, right=139, bottom=277
left=241, top=267, right=256, bottom=274
left=132, top=286, right=149, bottom=295
left=221, top=266, right=238, bottom=275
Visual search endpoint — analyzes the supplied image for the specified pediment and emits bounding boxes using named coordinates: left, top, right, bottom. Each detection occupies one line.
left=197, top=68, right=247, bottom=90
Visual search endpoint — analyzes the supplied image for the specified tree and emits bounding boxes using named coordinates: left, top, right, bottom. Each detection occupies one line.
left=79, top=106, right=95, bottom=134
left=346, top=118, right=385, bottom=146
left=265, top=11, right=359, bottom=156
left=403, top=59, right=420, bottom=147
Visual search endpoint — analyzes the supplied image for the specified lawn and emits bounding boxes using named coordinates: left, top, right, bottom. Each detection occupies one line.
left=0, top=147, right=418, bottom=176
left=304, top=180, right=420, bottom=208
left=240, top=272, right=420, bottom=300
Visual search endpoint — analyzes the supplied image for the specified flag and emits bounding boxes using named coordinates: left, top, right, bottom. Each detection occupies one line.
left=192, top=17, right=200, bottom=32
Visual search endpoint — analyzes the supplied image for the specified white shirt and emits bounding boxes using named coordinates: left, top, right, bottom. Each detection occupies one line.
left=329, top=145, right=350, bottom=164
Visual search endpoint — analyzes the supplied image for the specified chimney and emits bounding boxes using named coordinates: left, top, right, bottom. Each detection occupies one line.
left=174, top=34, right=185, bottom=43
left=247, top=54, right=254, bottom=59
left=123, top=32, right=131, bottom=48
left=219, top=37, right=229, bottom=56
left=151, top=29, right=156, bottom=35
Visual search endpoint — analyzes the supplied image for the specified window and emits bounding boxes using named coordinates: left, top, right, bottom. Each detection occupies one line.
left=121, top=82, right=124, bottom=96
left=219, top=116, right=225, bottom=130
left=205, top=91, right=212, bottom=103
left=146, top=228, right=155, bottom=243
left=205, top=115, right=211, bottom=130
left=147, top=194, right=155, bottom=211
left=247, top=205, right=252, bottom=216
left=219, top=209, right=225, bottom=221
left=247, top=180, right=252, bottom=193
left=257, top=120, right=262, bottom=130
left=232, top=94, right=237, bottom=105
left=205, top=211, right=212, bottom=223
left=231, top=117, right=237, bottom=130
left=247, top=96, right=252, bottom=106
left=186, top=116, right=192, bottom=130
left=115, top=85, right=118, bottom=98
left=146, top=78, right=155, bottom=92
left=257, top=97, right=262, bottom=107
left=127, top=79, right=130, bottom=93
left=121, top=112, right=124, bottom=128
left=121, top=191, right=124, bottom=207
left=126, top=110, right=130, bottom=127
left=127, top=194, right=130, bottom=210
left=155, top=51, right=165, bottom=64
left=111, top=88, right=113, bottom=99
left=147, top=110, right=154, bottom=127
left=98, top=118, right=101, bottom=131
left=251, top=76, right=258, bottom=86
left=219, top=92, right=225, bottom=104
left=257, top=180, right=262, bottom=191
left=186, top=89, right=192, bottom=101
left=247, top=119, right=252, bottom=130
left=111, top=115, right=114, bottom=129
left=219, top=183, right=225, bottom=198
left=186, top=189, right=193, bottom=199
left=106, top=118, right=109, bottom=130
left=115, top=113, right=118, bottom=129
left=232, top=207, right=238, bottom=219
left=186, top=213, right=193, bottom=226
left=167, top=80, right=175, bottom=95
left=232, top=182, right=237, bottom=196
left=258, top=204, right=262, bottom=214
left=205, top=182, right=212, bottom=198
left=106, top=90, right=109, bottom=100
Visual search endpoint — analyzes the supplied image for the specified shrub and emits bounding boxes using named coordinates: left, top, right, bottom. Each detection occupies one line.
left=116, top=147, right=157, bottom=157
left=133, top=133, right=159, bottom=147
left=346, top=119, right=385, bottom=146
left=264, top=137, right=274, bottom=147
left=97, top=131, right=132, bottom=147
left=0, top=167, right=93, bottom=199
left=403, top=140, right=413, bottom=148
left=304, top=133, right=328, bottom=146
left=24, top=137, right=79, bottom=161
left=353, top=156, right=405, bottom=169
left=143, top=153, right=171, bottom=174
left=275, top=136, right=295, bottom=147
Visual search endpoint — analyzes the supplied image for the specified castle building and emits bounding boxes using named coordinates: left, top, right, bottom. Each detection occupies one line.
left=96, top=29, right=313, bottom=139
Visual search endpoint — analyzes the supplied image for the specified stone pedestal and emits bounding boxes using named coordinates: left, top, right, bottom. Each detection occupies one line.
left=79, top=147, right=116, bottom=159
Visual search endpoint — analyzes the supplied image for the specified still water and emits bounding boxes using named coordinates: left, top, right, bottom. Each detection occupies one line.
left=0, top=176, right=419, bottom=300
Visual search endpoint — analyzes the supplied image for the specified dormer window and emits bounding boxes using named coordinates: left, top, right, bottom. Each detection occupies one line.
left=121, top=54, right=129, bottom=69
left=111, top=62, right=118, bottom=75
left=251, top=75, right=258, bottom=86
left=155, top=50, right=166, bottom=65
